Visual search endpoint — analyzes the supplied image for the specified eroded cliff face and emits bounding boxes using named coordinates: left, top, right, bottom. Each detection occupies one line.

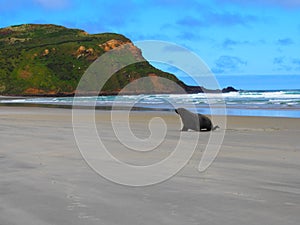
left=76, top=39, right=144, bottom=62
left=100, top=39, right=129, bottom=51
left=99, top=39, right=144, bottom=60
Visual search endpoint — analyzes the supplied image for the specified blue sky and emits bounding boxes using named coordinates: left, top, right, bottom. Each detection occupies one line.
left=1, top=0, right=300, bottom=90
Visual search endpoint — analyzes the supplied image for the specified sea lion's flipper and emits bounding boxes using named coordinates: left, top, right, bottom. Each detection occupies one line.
left=212, top=125, right=220, bottom=131
left=181, top=126, right=188, bottom=131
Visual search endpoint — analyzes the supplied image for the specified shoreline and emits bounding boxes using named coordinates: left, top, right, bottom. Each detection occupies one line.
left=2, top=89, right=300, bottom=119
left=1, top=105, right=300, bottom=126
left=1, top=102, right=300, bottom=118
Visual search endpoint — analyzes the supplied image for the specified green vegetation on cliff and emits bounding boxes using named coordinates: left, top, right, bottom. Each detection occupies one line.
left=0, top=24, right=183, bottom=96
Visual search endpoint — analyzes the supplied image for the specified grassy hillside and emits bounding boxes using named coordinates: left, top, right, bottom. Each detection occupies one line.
left=0, top=24, right=184, bottom=96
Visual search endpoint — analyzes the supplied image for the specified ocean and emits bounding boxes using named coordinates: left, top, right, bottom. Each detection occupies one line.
left=1, top=90, right=300, bottom=118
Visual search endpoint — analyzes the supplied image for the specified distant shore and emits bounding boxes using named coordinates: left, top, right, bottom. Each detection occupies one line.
left=0, top=86, right=238, bottom=98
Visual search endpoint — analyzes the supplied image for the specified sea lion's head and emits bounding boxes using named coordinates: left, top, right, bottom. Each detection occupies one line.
left=175, top=108, right=199, bottom=131
left=174, top=108, right=187, bottom=115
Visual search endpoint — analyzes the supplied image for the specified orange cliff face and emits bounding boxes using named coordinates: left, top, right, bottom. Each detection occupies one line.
left=74, top=39, right=144, bottom=63
left=99, top=39, right=144, bottom=60
left=99, top=39, right=130, bottom=51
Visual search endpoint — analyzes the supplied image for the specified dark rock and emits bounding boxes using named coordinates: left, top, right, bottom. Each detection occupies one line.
left=222, top=86, right=238, bottom=93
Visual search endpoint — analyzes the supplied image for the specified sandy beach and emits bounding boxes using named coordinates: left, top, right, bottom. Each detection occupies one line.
left=0, top=106, right=300, bottom=225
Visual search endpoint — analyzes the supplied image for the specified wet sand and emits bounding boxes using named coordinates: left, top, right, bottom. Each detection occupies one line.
left=0, top=106, right=300, bottom=225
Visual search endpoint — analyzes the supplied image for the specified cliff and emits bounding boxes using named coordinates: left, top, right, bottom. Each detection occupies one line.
left=0, top=24, right=236, bottom=96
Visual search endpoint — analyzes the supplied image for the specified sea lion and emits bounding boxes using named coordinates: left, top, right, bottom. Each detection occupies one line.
left=175, top=108, right=219, bottom=132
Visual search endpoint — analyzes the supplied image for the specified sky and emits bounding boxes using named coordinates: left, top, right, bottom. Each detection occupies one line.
left=0, top=0, right=300, bottom=90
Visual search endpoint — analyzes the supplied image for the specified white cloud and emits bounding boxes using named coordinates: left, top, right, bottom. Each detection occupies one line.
left=212, top=55, right=247, bottom=74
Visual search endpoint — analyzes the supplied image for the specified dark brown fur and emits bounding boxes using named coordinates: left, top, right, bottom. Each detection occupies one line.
left=175, top=108, right=219, bottom=132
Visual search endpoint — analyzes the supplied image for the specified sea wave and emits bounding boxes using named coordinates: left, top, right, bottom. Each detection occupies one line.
left=1, top=90, right=300, bottom=118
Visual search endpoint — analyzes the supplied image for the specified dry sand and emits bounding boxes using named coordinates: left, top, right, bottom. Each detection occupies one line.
left=0, top=106, right=299, bottom=225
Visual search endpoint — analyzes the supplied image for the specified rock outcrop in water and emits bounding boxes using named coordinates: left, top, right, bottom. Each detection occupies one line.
left=0, top=24, right=237, bottom=96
